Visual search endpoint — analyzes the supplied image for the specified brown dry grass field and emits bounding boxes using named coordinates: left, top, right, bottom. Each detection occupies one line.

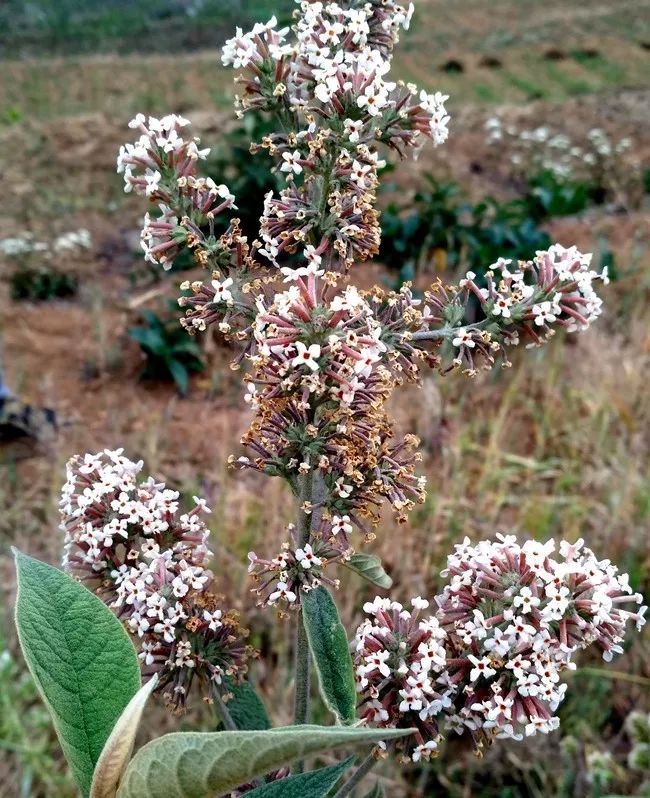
left=0, top=1, right=649, bottom=796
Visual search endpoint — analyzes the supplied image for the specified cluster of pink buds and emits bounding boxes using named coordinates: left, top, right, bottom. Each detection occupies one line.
left=60, top=449, right=252, bottom=710
left=234, top=265, right=426, bottom=550
left=353, top=596, right=450, bottom=762
left=407, top=244, right=609, bottom=376
left=117, top=114, right=241, bottom=273
left=247, top=526, right=343, bottom=610
left=221, top=1, right=449, bottom=271
left=437, top=534, right=646, bottom=743
left=354, top=535, right=646, bottom=757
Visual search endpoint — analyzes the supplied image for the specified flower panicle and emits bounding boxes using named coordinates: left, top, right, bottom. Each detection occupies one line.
left=60, top=448, right=253, bottom=710
left=353, top=534, right=646, bottom=760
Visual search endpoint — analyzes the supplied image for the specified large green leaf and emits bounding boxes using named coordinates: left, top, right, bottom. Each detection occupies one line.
left=302, top=587, right=357, bottom=725
left=116, top=725, right=411, bottom=798
left=222, top=676, right=271, bottom=731
left=13, top=550, right=141, bottom=797
left=343, top=553, right=393, bottom=589
left=245, top=757, right=353, bottom=797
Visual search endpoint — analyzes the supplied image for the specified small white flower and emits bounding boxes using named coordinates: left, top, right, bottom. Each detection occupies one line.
left=331, top=515, right=353, bottom=536
left=295, top=544, right=322, bottom=569
left=203, top=609, right=223, bottom=631
left=280, top=150, right=303, bottom=175
left=292, top=342, right=321, bottom=371
left=212, top=277, right=234, bottom=304
left=269, top=581, right=297, bottom=604
left=452, top=328, right=475, bottom=348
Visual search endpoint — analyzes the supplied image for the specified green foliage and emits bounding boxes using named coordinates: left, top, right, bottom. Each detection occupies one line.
left=90, top=676, right=158, bottom=798
left=343, top=553, right=393, bottom=589
left=526, top=170, right=592, bottom=220
left=128, top=308, right=205, bottom=395
left=10, top=264, right=78, bottom=301
left=222, top=676, right=271, bottom=731
left=301, top=587, right=357, bottom=725
left=378, top=176, right=553, bottom=285
left=13, top=551, right=141, bottom=797
left=0, top=0, right=294, bottom=57
left=115, top=726, right=411, bottom=798
left=245, top=757, right=353, bottom=797
left=0, top=632, right=78, bottom=798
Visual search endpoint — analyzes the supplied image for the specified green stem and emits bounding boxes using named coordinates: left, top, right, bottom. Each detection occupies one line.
left=570, top=668, right=650, bottom=687
left=332, top=752, right=379, bottom=798
left=211, top=684, right=238, bottom=731
left=293, top=470, right=314, bottom=729
left=411, top=320, right=489, bottom=342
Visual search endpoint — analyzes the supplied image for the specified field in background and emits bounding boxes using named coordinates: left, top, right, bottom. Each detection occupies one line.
left=0, top=1, right=649, bottom=796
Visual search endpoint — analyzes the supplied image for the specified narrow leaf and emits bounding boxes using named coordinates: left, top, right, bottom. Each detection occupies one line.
left=91, top=675, right=158, bottom=798
left=116, top=725, right=412, bottom=798
left=363, top=782, right=386, bottom=798
left=222, top=676, right=271, bottom=731
left=302, top=587, right=357, bottom=724
left=13, top=550, right=141, bottom=797
left=245, top=757, right=353, bottom=797
left=343, top=554, right=393, bottom=589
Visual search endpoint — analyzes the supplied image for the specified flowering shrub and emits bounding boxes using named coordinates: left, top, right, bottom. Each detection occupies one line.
left=12, top=3, right=645, bottom=797
left=484, top=117, right=643, bottom=208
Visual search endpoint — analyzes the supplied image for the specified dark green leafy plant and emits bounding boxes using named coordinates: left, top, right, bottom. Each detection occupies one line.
left=525, top=169, right=592, bottom=220
left=128, top=308, right=205, bottom=395
left=379, top=177, right=553, bottom=287
left=204, top=112, right=281, bottom=245
left=10, top=264, right=78, bottom=301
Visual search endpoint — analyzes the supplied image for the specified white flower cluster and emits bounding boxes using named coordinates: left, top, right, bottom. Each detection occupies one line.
left=449, top=245, right=608, bottom=369
left=222, top=1, right=449, bottom=147
left=61, top=448, right=212, bottom=645
left=116, top=114, right=210, bottom=196
left=354, top=535, right=646, bottom=757
left=0, top=229, right=92, bottom=257
left=61, top=449, right=252, bottom=709
left=438, top=534, right=647, bottom=740
left=353, top=596, right=450, bottom=762
left=247, top=536, right=341, bottom=609
left=251, top=264, right=387, bottom=408
left=485, top=117, right=633, bottom=183
left=221, top=16, right=292, bottom=69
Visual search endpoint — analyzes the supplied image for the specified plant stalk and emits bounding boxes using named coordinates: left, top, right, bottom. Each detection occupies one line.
left=211, top=684, right=239, bottom=731
left=332, top=752, right=379, bottom=798
left=293, top=469, right=314, bottom=729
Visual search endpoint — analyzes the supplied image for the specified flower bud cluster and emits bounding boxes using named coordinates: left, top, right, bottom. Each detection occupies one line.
left=353, top=596, right=450, bottom=763
left=247, top=528, right=342, bottom=610
left=60, top=449, right=252, bottom=710
left=354, top=535, right=646, bottom=759
left=234, top=266, right=426, bottom=556
left=409, top=245, right=609, bottom=376
left=117, top=114, right=244, bottom=276
left=222, top=1, right=449, bottom=272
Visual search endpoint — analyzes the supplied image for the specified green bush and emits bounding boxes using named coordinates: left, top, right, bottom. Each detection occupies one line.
left=128, top=307, right=205, bottom=395
left=10, top=264, right=78, bottom=301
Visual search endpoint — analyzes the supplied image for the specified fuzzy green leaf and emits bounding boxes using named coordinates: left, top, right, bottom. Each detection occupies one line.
left=222, top=676, right=271, bottom=731
left=363, top=782, right=386, bottom=798
left=245, top=757, right=353, bottom=797
left=13, top=551, right=141, bottom=797
left=343, top=554, right=393, bottom=589
left=301, top=587, right=357, bottom=725
left=116, top=726, right=411, bottom=798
